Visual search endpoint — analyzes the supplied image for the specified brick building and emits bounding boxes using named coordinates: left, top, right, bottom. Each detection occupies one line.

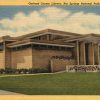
left=0, top=29, right=100, bottom=72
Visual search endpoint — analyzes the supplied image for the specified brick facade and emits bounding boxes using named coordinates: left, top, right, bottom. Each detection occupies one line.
left=32, top=48, right=74, bottom=70
left=0, top=51, right=5, bottom=69
left=8, top=47, right=75, bottom=71
left=11, top=48, right=32, bottom=69
left=51, top=59, right=76, bottom=72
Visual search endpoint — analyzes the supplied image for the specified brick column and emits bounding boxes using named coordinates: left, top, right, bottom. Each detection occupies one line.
left=74, top=41, right=79, bottom=65
left=94, top=44, right=99, bottom=65
left=50, top=59, right=53, bottom=72
left=3, top=41, right=11, bottom=69
left=79, top=42, right=86, bottom=65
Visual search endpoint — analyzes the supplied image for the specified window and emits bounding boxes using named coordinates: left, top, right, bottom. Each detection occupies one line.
left=0, top=44, right=4, bottom=51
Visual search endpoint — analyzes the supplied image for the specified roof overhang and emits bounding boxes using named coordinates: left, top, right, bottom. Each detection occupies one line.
left=26, top=32, right=72, bottom=39
left=7, top=41, right=74, bottom=48
left=64, top=35, right=100, bottom=43
left=16, top=29, right=81, bottom=40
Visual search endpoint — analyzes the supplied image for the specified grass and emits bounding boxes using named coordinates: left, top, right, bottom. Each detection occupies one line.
left=0, top=72, right=100, bottom=95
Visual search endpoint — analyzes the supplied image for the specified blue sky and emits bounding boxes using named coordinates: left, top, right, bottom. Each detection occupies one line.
left=0, top=6, right=100, bottom=19
left=0, top=6, right=100, bottom=36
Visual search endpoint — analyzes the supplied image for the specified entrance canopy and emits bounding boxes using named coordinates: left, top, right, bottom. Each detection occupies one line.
left=64, top=33, right=100, bottom=44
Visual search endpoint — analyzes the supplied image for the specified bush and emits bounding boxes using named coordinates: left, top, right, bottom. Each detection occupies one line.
left=31, top=68, right=50, bottom=73
left=0, top=67, right=50, bottom=74
left=0, top=69, right=5, bottom=74
left=15, top=69, right=29, bottom=74
left=5, top=68, right=16, bottom=74
left=28, top=69, right=35, bottom=74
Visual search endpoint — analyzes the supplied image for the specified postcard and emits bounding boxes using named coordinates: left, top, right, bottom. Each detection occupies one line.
left=0, top=0, right=100, bottom=100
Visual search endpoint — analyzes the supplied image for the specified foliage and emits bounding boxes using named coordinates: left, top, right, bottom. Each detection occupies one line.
left=0, top=67, right=50, bottom=74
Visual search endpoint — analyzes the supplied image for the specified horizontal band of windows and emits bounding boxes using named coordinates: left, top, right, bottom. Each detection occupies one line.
left=11, top=44, right=72, bottom=51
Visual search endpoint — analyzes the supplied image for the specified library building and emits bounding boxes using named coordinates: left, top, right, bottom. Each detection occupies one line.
left=0, top=29, right=100, bottom=72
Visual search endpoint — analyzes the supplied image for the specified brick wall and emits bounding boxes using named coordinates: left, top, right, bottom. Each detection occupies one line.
left=5, top=48, right=11, bottom=68
left=0, top=51, right=5, bottom=69
left=10, top=47, right=76, bottom=71
left=51, top=59, right=76, bottom=72
left=32, top=48, right=74, bottom=70
left=11, top=48, right=32, bottom=69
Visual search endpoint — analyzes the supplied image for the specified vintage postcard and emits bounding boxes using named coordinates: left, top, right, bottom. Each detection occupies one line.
left=0, top=0, right=100, bottom=100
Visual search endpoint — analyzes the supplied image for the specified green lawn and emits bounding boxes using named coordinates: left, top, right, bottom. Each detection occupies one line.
left=0, top=72, right=100, bottom=95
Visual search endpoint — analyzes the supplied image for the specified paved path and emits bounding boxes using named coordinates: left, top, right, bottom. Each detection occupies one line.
left=0, top=72, right=66, bottom=78
left=0, top=90, right=24, bottom=95
left=0, top=73, right=53, bottom=78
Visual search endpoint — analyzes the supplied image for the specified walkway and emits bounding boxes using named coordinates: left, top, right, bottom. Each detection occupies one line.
left=0, top=72, right=65, bottom=78
left=0, top=90, right=23, bottom=95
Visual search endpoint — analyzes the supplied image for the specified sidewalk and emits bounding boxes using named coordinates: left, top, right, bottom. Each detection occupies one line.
left=0, top=73, right=54, bottom=78
left=0, top=90, right=23, bottom=95
left=0, top=71, right=66, bottom=78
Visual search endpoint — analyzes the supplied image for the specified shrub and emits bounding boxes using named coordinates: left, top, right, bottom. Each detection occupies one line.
left=28, top=69, right=34, bottom=74
left=5, top=68, right=16, bottom=74
left=0, top=67, right=50, bottom=74
left=15, top=69, right=29, bottom=74
left=31, top=67, right=50, bottom=73
left=0, top=69, right=5, bottom=74
left=20, top=69, right=29, bottom=74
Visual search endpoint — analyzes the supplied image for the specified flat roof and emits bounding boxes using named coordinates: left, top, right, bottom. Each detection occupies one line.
left=64, top=34, right=100, bottom=43
left=1, top=29, right=100, bottom=47
left=15, top=29, right=81, bottom=40
left=7, top=41, right=74, bottom=48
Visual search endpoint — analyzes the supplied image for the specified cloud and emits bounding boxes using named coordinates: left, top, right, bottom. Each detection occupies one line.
left=40, top=7, right=70, bottom=20
left=0, top=7, right=100, bottom=37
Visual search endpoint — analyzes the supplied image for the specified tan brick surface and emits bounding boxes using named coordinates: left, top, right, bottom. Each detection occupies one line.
left=0, top=51, right=5, bottom=69
left=11, top=48, right=32, bottom=69
left=32, top=49, right=74, bottom=69
left=51, top=59, right=76, bottom=72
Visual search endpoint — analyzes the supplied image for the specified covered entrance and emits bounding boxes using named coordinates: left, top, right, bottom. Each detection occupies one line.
left=79, top=42, right=100, bottom=65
